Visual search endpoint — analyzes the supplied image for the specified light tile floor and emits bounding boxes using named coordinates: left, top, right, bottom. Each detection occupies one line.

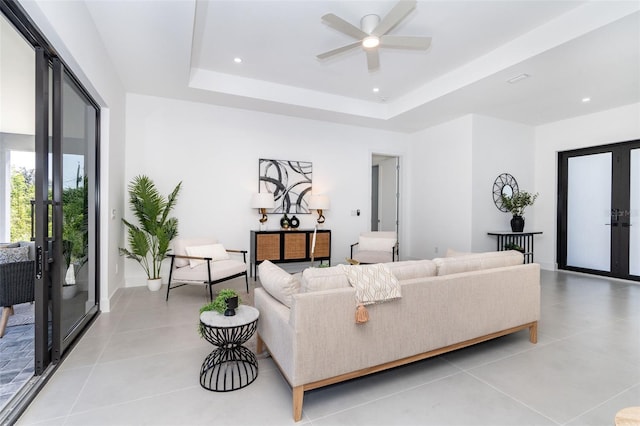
left=16, top=271, right=640, bottom=425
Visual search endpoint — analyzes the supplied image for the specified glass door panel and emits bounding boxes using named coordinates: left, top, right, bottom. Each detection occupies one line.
left=566, top=153, right=612, bottom=271
left=59, top=72, right=96, bottom=343
left=0, top=13, right=36, bottom=411
left=630, top=148, right=640, bottom=276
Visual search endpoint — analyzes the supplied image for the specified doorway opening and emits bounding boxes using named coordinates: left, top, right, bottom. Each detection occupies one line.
left=371, top=154, right=399, bottom=234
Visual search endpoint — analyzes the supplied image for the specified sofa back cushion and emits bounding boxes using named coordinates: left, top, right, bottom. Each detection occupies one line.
left=258, top=260, right=300, bottom=308
left=434, top=250, right=524, bottom=276
left=301, top=265, right=350, bottom=293
left=384, top=260, right=436, bottom=281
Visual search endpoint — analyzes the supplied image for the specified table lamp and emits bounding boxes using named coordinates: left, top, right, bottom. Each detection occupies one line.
left=251, top=192, right=275, bottom=226
left=309, top=194, right=330, bottom=224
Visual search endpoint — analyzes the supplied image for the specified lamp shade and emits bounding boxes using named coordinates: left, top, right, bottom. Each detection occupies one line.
left=251, top=192, right=275, bottom=209
left=309, top=194, right=330, bottom=210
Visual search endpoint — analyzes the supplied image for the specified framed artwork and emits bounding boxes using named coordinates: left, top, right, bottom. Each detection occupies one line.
left=259, top=159, right=312, bottom=214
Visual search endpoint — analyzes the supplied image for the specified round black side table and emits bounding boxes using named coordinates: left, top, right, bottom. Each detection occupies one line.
left=199, top=305, right=259, bottom=391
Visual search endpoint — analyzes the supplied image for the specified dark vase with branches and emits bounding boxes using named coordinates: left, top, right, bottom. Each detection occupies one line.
left=501, top=191, right=538, bottom=232
left=119, top=175, right=182, bottom=290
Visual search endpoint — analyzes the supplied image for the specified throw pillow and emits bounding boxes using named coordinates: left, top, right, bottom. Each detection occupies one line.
left=258, top=260, right=300, bottom=308
left=185, top=244, right=230, bottom=268
left=0, top=246, right=30, bottom=264
left=340, top=263, right=401, bottom=305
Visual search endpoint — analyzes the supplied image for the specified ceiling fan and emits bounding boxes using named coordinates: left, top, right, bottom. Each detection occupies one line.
left=317, top=0, right=431, bottom=71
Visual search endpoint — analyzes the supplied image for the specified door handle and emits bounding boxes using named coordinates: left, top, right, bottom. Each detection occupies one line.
left=604, top=223, right=619, bottom=226
left=36, top=246, right=43, bottom=279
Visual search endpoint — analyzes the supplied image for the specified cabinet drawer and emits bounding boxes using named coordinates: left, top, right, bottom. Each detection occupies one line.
left=311, top=233, right=330, bottom=257
left=256, top=234, right=280, bottom=261
left=284, top=233, right=306, bottom=260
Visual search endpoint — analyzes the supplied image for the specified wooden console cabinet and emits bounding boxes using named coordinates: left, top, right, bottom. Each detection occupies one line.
left=250, top=229, right=331, bottom=279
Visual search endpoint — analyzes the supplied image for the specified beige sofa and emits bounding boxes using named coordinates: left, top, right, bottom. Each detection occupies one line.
left=254, top=251, right=540, bottom=422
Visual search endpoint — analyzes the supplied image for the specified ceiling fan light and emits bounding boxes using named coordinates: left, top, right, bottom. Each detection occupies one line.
left=362, top=36, right=380, bottom=49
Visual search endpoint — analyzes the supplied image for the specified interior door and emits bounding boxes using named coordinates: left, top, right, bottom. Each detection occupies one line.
left=558, top=140, right=640, bottom=280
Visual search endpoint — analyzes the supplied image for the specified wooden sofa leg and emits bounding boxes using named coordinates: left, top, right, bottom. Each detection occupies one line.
left=256, top=334, right=264, bottom=354
left=529, top=321, right=538, bottom=344
left=0, top=306, right=14, bottom=338
left=293, top=386, right=304, bottom=422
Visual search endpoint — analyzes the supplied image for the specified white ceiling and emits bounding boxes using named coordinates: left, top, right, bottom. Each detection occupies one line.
left=84, top=0, right=640, bottom=133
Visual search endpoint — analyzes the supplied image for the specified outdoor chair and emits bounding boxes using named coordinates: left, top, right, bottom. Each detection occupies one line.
left=0, top=242, right=35, bottom=337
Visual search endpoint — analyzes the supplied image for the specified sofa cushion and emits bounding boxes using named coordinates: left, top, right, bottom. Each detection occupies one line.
left=0, top=246, right=30, bottom=264
left=185, top=244, right=229, bottom=268
left=434, top=250, right=524, bottom=276
left=258, top=260, right=300, bottom=308
left=384, top=260, right=437, bottom=281
left=301, top=265, right=350, bottom=293
left=340, top=263, right=401, bottom=305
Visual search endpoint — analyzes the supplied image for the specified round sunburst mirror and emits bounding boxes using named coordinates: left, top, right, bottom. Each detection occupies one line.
left=493, top=173, right=519, bottom=212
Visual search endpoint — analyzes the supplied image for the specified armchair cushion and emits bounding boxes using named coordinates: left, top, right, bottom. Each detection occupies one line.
left=358, top=232, right=396, bottom=252
left=258, top=260, right=300, bottom=308
left=172, top=238, right=218, bottom=268
left=172, top=259, right=246, bottom=282
left=0, top=246, right=30, bottom=264
left=185, top=244, right=230, bottom=268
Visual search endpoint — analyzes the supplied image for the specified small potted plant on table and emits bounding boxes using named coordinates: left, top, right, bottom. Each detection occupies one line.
left=501, top=190, right=538, bottom=232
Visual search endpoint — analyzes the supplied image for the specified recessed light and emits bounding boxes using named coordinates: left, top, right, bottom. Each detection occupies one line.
left=373, top=87, right=380, bottom=93
left=507, top=73, right=530, bottom=84
left=234, top=57, right=242, bottom=64
left=582, top=97, right=591, bottom=103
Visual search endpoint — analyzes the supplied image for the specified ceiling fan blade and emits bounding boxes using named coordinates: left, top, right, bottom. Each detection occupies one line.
left=321, top=13, right=368, bottom=40
left=372, top=0, right=417, bottom=36
left=317, top=41, right=361, bottom=60
left=380, top=35, right=431, bottom=50
left=366, top=49, right=380, bottom=71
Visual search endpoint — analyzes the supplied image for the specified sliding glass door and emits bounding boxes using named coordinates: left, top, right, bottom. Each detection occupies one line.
left=558, top=140, right=640, bottom=281
left=1, top=1, right=99, bottom=419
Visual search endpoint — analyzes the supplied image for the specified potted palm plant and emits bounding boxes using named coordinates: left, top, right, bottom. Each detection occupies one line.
left=501, top=190, right=538, bottom=232
left=119, top=175, right=182, bottom=291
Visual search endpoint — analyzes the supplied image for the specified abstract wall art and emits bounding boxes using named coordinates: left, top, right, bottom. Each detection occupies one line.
left=259, top=159, right=312, bottom=214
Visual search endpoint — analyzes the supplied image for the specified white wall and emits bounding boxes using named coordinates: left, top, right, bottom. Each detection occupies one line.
left=407, top=115, right=473, bottom=259
left=124, top=94, right=410, bottom=285
left=406, top=114, right=535, bottom=259
left=471, top=115, right=535, bottom=252
left=534, top=102, right=640, bottom=270
left=19, top=0, right=127, bottom=310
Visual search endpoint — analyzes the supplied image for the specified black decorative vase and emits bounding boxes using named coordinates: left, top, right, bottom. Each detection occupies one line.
left=510, top=215, right=525, bottom=232
left=224, top=296, right=238, bottom=316
left=289, top=215, right=300, bottom=229
left=280, top=214, right=290, bottom=229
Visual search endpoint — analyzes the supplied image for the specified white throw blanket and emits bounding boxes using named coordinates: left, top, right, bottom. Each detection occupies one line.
left=339, top=264, right=401, bottom=323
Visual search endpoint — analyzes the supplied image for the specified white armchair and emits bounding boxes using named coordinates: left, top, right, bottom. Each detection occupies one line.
left=166, top=238, right=248, bottom=301
left=350, top=231, right=398, bottom=264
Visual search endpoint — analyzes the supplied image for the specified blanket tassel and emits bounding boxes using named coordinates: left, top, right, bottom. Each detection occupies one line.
left=355, top=303, right=369, bottom=324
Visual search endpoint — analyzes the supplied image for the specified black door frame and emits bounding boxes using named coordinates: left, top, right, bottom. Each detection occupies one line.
left=557, top=139, right=640, bottom=281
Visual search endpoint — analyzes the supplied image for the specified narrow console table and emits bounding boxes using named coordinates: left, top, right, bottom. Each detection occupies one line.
left=487, top=231, right=542, bottom=264
left=250, top=229, right=331, bottom=279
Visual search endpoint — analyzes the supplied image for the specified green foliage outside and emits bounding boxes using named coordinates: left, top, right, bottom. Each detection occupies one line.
left=10, top=167, right=34, bottom=242
left=10, top=166, right=88, bottom=268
